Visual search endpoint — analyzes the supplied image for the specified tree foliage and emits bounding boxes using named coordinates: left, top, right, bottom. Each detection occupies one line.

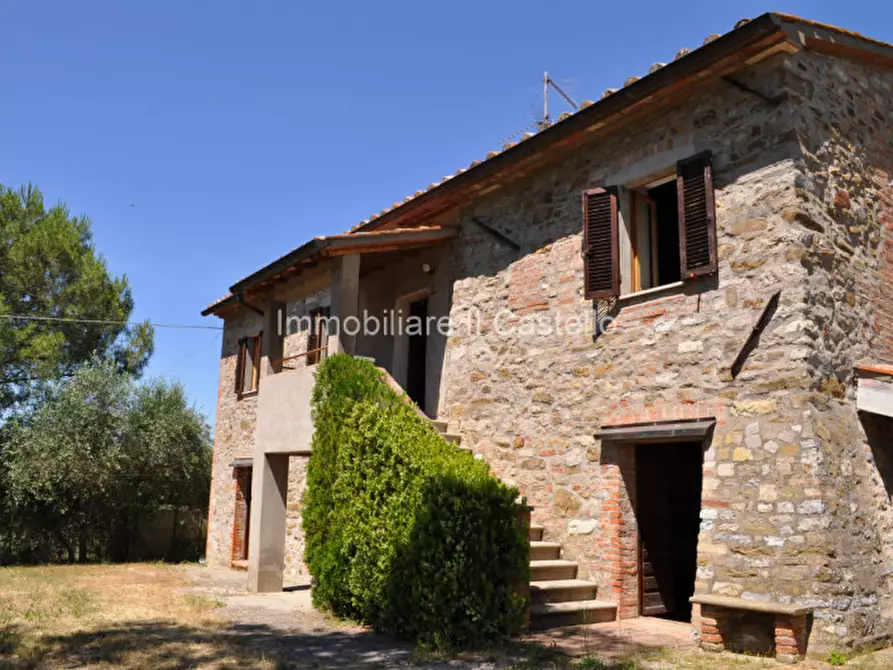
left=0, top=360, right=211, bottom=563
left=303, top=355, right=529, bottom=649
left=0, top=183, right=153, bottom=412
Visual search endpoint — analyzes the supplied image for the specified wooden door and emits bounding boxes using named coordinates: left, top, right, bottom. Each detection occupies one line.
left=636, top=445, right=676, bottom=617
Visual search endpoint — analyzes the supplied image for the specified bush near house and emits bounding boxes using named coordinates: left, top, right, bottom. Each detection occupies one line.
left=303, top=354, right=529, bottom=649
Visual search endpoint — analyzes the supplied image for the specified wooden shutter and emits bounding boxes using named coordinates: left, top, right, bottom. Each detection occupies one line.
left=252, top=334, right=262, bottom=391
left=582, top=188, right=620, bottom=299
left=677, top=151, right=717, bottom=278
left=234, top=338, right=246, bottom=394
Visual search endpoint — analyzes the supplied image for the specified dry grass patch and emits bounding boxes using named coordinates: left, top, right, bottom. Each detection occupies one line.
left=0, top=563, right=281, bottom=669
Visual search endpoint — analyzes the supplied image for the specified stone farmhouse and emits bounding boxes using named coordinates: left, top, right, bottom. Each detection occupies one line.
left=202, top=13, right=893, bottom=662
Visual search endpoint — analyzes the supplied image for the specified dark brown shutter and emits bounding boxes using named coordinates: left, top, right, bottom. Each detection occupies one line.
left=677, top=151, right=717, bottom=278
left=582, top=188, right=620, bottom=299
left=234, top=338, right=246, bottom=394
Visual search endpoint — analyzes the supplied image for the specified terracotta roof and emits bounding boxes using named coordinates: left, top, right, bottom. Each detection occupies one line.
left=204, top=12, right=893, bottom=317
left=202, top=226, right=457, bottom=315
left=204, top=293, right=236, bottom=313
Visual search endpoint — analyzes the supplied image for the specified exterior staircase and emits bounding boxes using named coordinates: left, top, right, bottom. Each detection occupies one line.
left=429, top=417, right=618, bottom=630
left=432, top=420, right=467, bottom=449
left=528, top=523, right=617, bottom=629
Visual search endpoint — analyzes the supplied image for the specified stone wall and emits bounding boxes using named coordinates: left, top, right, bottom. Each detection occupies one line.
left=781, top=50, right=893, bottom=648
left=206, top=309, right=263, bottom=567
left=285, top=455, right=310, bottom=583
left=439, top=52, right=861, bottom=644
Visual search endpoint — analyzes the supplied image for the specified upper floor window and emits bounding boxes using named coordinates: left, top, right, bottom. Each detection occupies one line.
left=306, top=307, right=330, bottom=365
left=235, top=333, right=261, bottom=396
left=582, top=151, right=717, bottom=299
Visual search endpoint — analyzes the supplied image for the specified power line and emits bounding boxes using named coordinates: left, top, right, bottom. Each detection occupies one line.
left=168, top=330, right=223, bottom=371
left=0, top=314, right=222, bottom=331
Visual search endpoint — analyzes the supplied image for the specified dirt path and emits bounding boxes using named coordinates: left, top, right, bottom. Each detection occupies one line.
left=178, top=565, right=707, bottom=669
left=181, top=565, right=521, bottom=668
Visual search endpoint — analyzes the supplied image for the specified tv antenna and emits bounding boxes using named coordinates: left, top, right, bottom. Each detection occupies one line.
left=543, top=71, right=577, bottom=125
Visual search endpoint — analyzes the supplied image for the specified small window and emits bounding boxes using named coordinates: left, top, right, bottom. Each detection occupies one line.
left=582, top=150, right=716, bottom=300
left=235, top=334, right=261, bottom=396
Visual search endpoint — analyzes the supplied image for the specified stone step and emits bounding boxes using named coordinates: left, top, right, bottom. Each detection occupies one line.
left=529, top=524, right=544, bottom=542
left=530, top=579, right=598, bottom=604
left=530, top=559, right=578, bottom=582
left=530, top=600, right=617, bottom=630
left=430, top=420, right=449, bottom=433
left=530, top=541, right=562, bottom=561
left=442, top=433, right=462, bottom=445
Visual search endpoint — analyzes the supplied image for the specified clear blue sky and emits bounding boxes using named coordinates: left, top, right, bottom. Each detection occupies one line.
left=2, top=1, right=888, bottom=424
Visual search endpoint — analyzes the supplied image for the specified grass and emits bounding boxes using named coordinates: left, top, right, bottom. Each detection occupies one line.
left=0, top=563, right=279, bottom=669
left=3, top=564, right=893, bottom=669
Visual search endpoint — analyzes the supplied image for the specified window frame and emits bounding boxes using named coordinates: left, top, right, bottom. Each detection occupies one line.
left=235, top=332, right=262, bottom=397
left=583, top=150, right=717, bottom=302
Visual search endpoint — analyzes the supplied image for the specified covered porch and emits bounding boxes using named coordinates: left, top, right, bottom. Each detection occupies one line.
left=239, top=225, right=456, bottom=592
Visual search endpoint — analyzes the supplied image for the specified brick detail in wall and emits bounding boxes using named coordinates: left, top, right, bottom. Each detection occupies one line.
left=230, top=467, right=252, bottom=562
left=699, top=604, right=808, bottom=663
left=775, top=613, right=809, bottom=663
left=602, top=397, right=729, bottom=428
left=599, top=444, right=639, bottom=619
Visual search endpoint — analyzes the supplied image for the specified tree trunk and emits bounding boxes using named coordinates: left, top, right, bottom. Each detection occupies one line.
left=78, top=531, right=88, bottom=563
left=54, top=530, right=74, bottom=563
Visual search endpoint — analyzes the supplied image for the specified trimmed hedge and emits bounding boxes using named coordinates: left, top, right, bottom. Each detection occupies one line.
left=302, top=354, right=529, bottom=648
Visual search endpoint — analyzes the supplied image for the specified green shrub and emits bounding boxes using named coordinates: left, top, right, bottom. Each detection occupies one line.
left=302, top=354, right=529, bottom=648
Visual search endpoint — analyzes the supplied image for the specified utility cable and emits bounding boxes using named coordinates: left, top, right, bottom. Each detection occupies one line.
left=0, top=314, right=222, bottom=331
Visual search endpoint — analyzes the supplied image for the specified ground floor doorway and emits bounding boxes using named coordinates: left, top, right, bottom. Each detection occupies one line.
left=231, top=465, right=253, bottom=564
left=405, top=297, right=428, bottom=412
left=636, top=441, right=703, bottom=622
